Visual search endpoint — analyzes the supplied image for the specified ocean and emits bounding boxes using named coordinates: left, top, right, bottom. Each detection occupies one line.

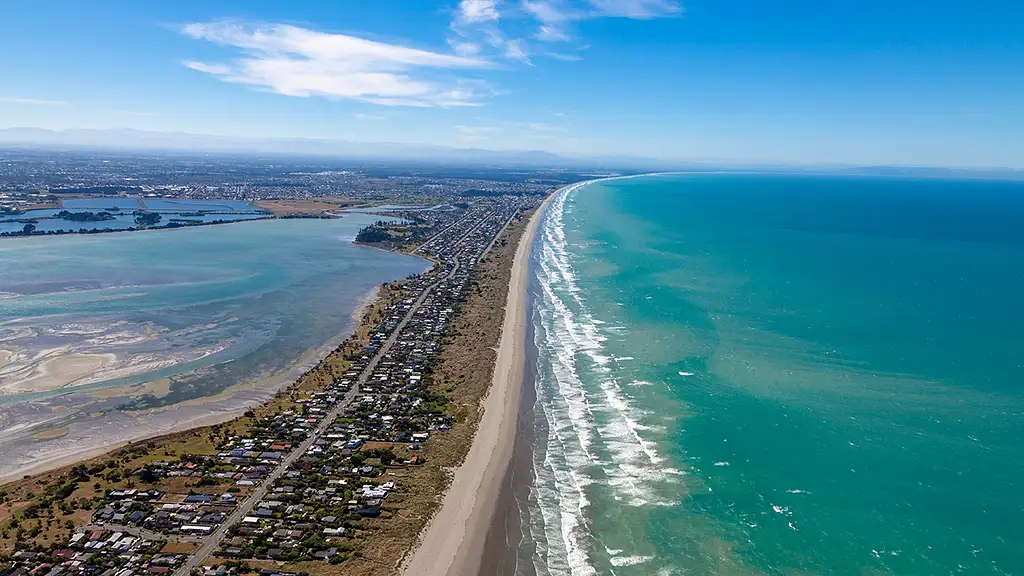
left=0, top=215, right=427, bottom=478
left=518, top=174, right=1024, bottom=575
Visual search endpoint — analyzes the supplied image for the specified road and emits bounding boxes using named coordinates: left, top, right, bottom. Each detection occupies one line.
left=411, top=212, right=467, bottom=254
left=173, top=211, right=490, bottom=575
left=478, top=209, right=519, bottom=262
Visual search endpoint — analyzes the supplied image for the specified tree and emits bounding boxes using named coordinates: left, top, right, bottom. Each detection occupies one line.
left=138, top=468, right=158, bottom=484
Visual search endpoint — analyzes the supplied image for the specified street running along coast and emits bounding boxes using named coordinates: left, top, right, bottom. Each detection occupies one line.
left=0, top=192, right=548, bottom=576
left=401, top=190, right=555, bottom=576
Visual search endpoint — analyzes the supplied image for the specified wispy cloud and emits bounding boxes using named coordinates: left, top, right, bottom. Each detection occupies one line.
left=525, top=121, right=567, bottom=132
left=354, top=113, right=386, bottom=120
left=457, top=0, right=502, bottom=23
left=1, top=97, right=71, bottom=106
left=588, top=0, right=681, bottom=18
left=450, top=0, right=521, bottom=65
left=523, top=0, right=579, bottom=41
left=452, top=0, right=679, bottom=64
left=180, top=21, right=494, bottom=107
left=457, top=124, right=500, bottom=135
left=179, top=4, right=677, bottom=108
left=504, top=39, right=532, bottom=64
left=457, top=120, right=568, bottom=142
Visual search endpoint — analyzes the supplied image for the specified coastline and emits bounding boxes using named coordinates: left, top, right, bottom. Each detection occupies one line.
left=479, top=271, right=543, bottom=576
left=401, top=190, right=556, bottom=576
left=0, top=283, right=386, bottom=485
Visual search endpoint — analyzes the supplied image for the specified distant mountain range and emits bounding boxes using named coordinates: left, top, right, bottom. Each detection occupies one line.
left=1, top=127, right=1021, bottom=178
left=0, top=127, right=591, bottom=167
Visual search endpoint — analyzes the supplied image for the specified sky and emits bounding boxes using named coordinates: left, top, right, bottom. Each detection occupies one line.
left=0, top=0, right=1022, bottom=167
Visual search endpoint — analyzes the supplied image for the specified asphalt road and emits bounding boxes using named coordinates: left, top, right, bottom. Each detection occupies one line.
left=172, top=211, right=494, bottom=575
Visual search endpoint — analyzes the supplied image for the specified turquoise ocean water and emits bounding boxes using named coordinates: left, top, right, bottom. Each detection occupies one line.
left=522, top=174, right=1024, bottom=575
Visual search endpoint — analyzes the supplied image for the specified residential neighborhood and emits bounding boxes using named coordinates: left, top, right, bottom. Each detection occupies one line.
left=0, top=192, right=542, bottom=576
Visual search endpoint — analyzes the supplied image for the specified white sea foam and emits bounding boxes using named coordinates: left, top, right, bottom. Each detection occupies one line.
left=609, top=555, right=655, bottom=567
left=527, top=181, right=682, bottom=575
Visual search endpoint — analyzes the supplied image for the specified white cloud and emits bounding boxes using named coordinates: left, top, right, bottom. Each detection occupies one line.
left=183, top=61, right=234, bottom=75
left=451, top=0, right=677, bottom=65
left=521, top=0, right=680, bottom=47
left=526, top=121, right=566, bottom=132
left=524, top=0, right=575, bottom=23
left=523, top=0, right=577, bottom=41
left=587, top=0, right=681, bottom=18
left=457, top=125, right=500, bottom=135
left=537, top=25, right=571, bottom=41
left=450, top=0, right=521, bottom=65
left=450, top=40, right=482, bottom=56
left=504, top=39, right=532, bottom=64
left=457, top=0, right=502, bottom=23
left=0, top=97, right=71, bottom=106
left=354, top=113, right=385, bottom=120
left=181, top=21, right=493, bottom=107
left=546, top=50, right=585, bottom=61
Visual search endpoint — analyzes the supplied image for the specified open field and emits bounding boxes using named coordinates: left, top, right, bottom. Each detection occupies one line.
left=254, top=197, right=361, bottom=216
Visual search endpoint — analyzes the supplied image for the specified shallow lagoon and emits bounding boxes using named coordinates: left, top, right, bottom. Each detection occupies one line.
left=0, top=214, right=427, bottom=478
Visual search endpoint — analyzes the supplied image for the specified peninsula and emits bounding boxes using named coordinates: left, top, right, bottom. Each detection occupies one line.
left=0, top=183, right=554, bottom=576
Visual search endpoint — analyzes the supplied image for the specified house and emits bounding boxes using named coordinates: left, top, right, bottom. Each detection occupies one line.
left=312, top=548, right=338, bottom=560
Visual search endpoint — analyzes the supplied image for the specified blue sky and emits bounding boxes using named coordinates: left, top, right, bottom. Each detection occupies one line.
left=0, top=0, right=1022, bottom=167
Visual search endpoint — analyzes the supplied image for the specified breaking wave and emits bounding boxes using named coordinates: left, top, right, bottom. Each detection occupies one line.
left=524, top=181, right=681, bottom=575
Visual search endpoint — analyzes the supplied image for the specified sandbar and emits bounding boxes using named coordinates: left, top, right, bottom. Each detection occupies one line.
left=0, top=352, right=117, bottom=395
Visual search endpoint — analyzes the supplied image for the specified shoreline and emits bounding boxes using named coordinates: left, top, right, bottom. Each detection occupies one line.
left=0, top=282, right=388, bottom=485
left=401, top=190, right=556, bottom=576
left=479, top=269, right=543, bottom=576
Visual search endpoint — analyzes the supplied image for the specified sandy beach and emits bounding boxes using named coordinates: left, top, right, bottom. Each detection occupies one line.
left=402, top=192, right=554, bottom=576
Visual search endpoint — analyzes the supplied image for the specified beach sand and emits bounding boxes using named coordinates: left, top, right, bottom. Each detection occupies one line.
left=402, top=193, right=553, bottom=576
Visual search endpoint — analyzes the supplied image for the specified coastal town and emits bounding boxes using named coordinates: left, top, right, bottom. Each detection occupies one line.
left=0, top=188, right=544, bottom=576
left=0, top=150, right=570, bottom=237
left=0, top=149, right=566, bottom=212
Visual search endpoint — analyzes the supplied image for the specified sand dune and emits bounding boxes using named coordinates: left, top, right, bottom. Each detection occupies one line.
left=402, top=192, right=554, bottom=576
